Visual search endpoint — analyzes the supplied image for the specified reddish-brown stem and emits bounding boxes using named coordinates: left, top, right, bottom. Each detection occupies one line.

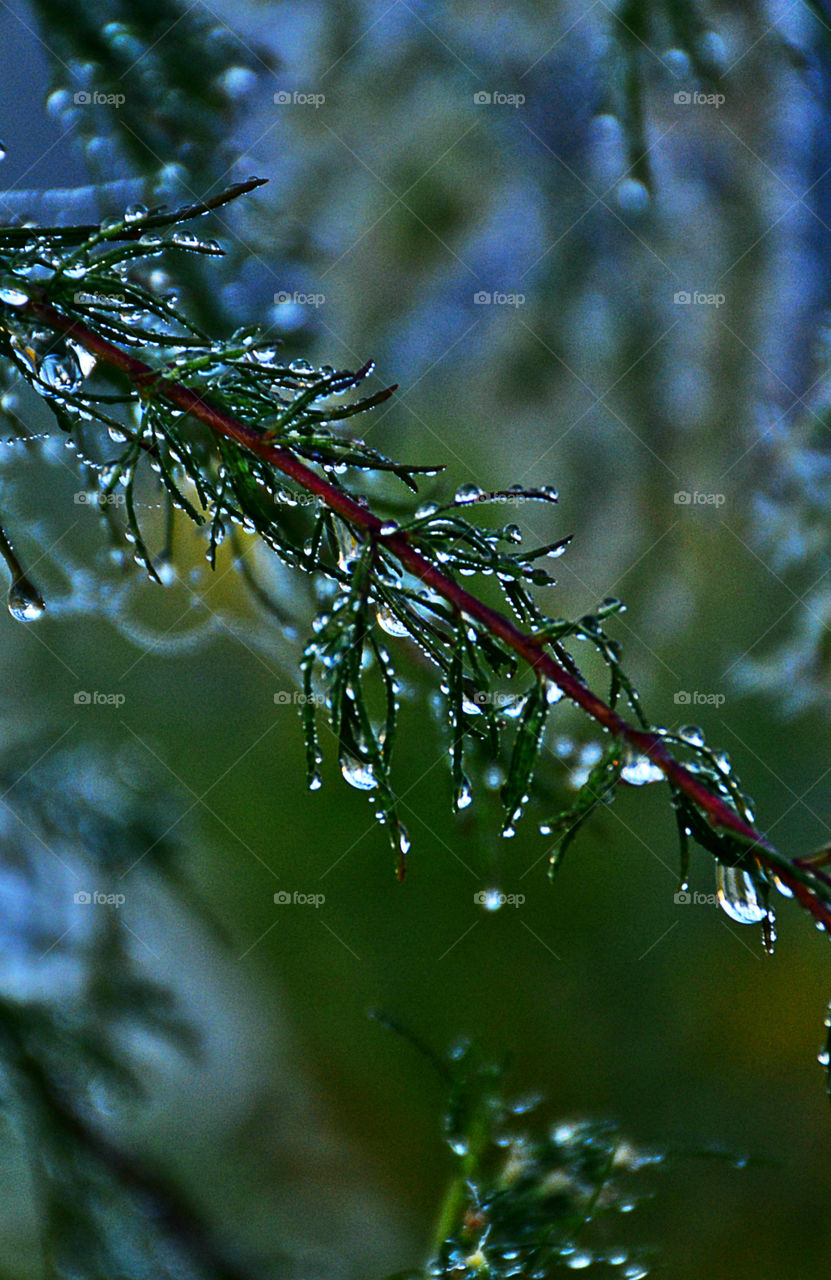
left=23, top=296, right=831, bottom=931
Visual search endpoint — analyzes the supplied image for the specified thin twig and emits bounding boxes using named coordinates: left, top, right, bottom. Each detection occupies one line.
left=22, top=294, right=831, bottom=932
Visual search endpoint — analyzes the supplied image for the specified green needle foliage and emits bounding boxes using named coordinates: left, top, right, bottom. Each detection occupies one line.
left=1, top=181, right=831, bottom=1081
left=375, top=1016, right=661, bottom=1280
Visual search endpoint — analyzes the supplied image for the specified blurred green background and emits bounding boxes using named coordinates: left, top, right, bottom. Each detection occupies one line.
left=2, top=1, right=831, bottom=1277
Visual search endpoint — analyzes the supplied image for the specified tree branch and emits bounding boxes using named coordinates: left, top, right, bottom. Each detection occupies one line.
left=22, top=294, right=831, bottom=932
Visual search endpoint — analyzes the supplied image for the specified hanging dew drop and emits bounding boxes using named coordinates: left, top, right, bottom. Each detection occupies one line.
left=616, top=178, right=650, bottom=214
left=457, top=778, right=473, bottom=810
left=8, top=578, right=45, bottom=622
left=0, top=280, right=29, bottom=307
left=340, top=755, right=377, bottom=791
left=308, top=773, right=322, bottom=792
left=716, top=865, right=768, bottom=925
left=454, top=484, right=484, bottom=505
left=772, top=874, right=793, bottom=898
left=376, top=605, right=409, bottom=637
left=621, top=754, right=664, bottom=785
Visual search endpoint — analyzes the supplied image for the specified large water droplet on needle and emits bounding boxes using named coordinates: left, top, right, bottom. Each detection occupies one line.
left=716, top=865, right=767, bottom=925
left=8, top=578, right=45, bottom=622
left=340, top=755, right=377, bottom=791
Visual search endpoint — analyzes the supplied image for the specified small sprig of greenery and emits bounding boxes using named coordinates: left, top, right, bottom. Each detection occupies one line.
left=375, top=1016, right=660, bottom=1280
left=1, top=182, right=830, bottom=975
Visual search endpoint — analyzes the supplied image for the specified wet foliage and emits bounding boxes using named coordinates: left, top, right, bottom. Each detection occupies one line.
left=376, top=1018, right=660, bottom=1280
left=0, top=181, right=828, bottom=955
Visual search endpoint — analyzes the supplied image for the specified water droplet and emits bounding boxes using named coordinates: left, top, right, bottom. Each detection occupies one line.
left=335, top=525, right=360, bottom=572
left=567, top=1255, right=593, bottom=1271
left=772, top=874, right=793, bottom=899
left=124, top=203, right=148, bottom=223
left=678, top=724, right=705, bottom=747
left=616, top=178, right=650, bottom=214
left=716, top=865, right=767, bottom=925
left=8, top=578, right=45, bottom=622
left=481, top=887, right=502, bottom=911
left=0, top=141, right=6, bottom=162
left=621, top=754, right=664, bottom=786
left=171, top=230, right=201, bottom=249
left=448, top=1135, right=468, bottom=1157
left=545, top=681, right=564, bottom=705
left=0, top=280, right=28, bottom=307
left=340, top=755, right=377, bottom=791
left=663, top=47, right=690, bottom=77
left=375, top=604, right=409, bottom=637
left=219, top=66, right=258, bottom=97
left=379, top=521, right=398, bottom=536
left=457, top=778, right=473, bottom=810
left=455, top=484, right=484, bottom=505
